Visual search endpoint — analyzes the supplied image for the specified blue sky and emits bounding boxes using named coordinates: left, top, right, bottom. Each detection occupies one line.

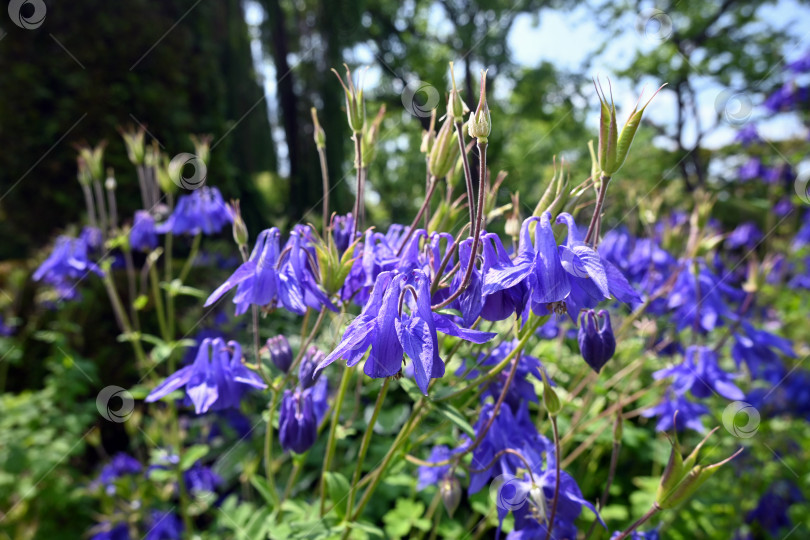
left=246, top=0, right=810, bottom=174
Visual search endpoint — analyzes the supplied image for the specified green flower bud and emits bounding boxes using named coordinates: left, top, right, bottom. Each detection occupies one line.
left=230, top=199, right=248, bottom=247
left=539, top=369, right=561, bottom=416
left=656, top=424, right=743, bottom=510
left=420, top=109, right=438, bottom=155
left=429, top=117, right=461, bottom=179
left=468, top=70, right=491, bottom=143
left=78, top=143, right=106, bottom=181
left=361, top=105, right=386, bottom=168
left=311, top=107, right=326, bottom=150
left=77, top=157, right=92, bottom=187
left=594, top=80, right=665, bottom=177
left=119, top=126, right=146, bottom=165
left=190, top=134, right=212, bottom=167
left=156, top=152, right=177, bottom=195
left=332, top=64, right=366, bottom=134
left=447, top=62, right=468, bottom=121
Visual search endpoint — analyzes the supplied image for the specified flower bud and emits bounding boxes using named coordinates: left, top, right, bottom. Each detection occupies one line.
left=120, top=126, right=146, bottom=165
left=420, top=109, right=438, bottom=155
left=332, top=64, right=366, bottom=134
left=299, top=345, right=325, bottom=389
left=77, top=157, right=92, bottom=186
left=468, top=70, right=491, bottom=143
left=440, top=475, right=461, bottom=517
left=577, top=309, right=616, bottom=373
left=230, top=199, right=248, bottom=247
left=311, top=107, right=326, bottom=150
left=539, top=369, right=561, bottom=416
left=361, top=105, right=386, bottom=168
left=594, top=80, right=665, bottom=177
left=279, top=387, right=317, bottom=454
left=190, top=134, right=212, bottom=167
left=447, top=62, right=468, bottom=121
left=429, top=117, right=460, bottom=179
left=267, top=335, right=293, bottom=373
left=656, top=426, right=743, bottom=510
left=78, top=143, right=106, bottom=181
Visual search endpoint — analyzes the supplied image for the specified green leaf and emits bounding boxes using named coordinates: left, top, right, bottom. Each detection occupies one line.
left=180, top=444, right=209, bottom=471
left=324, top=471, right=350, bottom=519
left=434, top=402, right=475, bottom=437
left=251, top=476, right=277, bottom=507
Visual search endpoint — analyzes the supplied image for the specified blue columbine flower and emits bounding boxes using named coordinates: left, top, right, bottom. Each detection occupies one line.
left=416, top=445, right=453, bottom=491
left=332, top=213, right=354, bottom=253
left=726, top=222, right=763, bottom=250
left=278, top=376, right=328, bottom=454
left=734, top=124, right=761, bottom=146
left=204, top=228, right=306, bottom=315
left=33, top=234, right=103, bottom=300
left=130, top=210, right=159, bottom=252
left=483, top=213, right=570, bottom=314
left=732, top=321, right=795, bottom=382
left=145, top=510, right=184, bottom=540
left=318, top=269, right=496, bottom=394
left=298, top=345, right=325, bottom=389
left=458, top=340, right=547, bottom=412
left=479, top=232, right=528, bottom=321
left=183, top=461, right=222, bottom=494
left=97, top=452, right=142, bottom=495
left=642, top=391, right=709, bottom=432
left=738, top=157, right=764, bottom=181
left=146, top=338, right=266, bottom=414
left=159, top=186, right=233, bottom=236
left=449, top=237, right=484, bottom=326
left=90, top=522, right=130, bottom=540
left=283, top=225, right=338, bottom=313
left=578, top=309, right=616, bottom=373
left=267, top=335, right=293, bottom=373
left=653, top=346, right=743, bottom=400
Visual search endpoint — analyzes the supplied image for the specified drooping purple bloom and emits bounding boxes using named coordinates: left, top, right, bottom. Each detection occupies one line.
left=318, top=269, right=496, bottom=394
left=283, top=225, right=338, bottom=313
left=97, top=453, right=142, bottom=494
left=183, top=461, right=222, bottom=494
left=130, top=210, right=159, bottom=252
left=204, top=228, right=306, bottom=316
left=146, top=338, right=266, bottom=414
left=787, top=50, right=810, bottom=73
left=145, top=510, right=184, bottom=540
left=738, top=157, right=763, bottom=182
left=746, top=480, right=803, bottom=536
left=450, top=237, right=484, bottom=326
left=267, top=335, right=293, bottom=373
left=577, top=309, right=616, bottom=373
left=416, top=445, right=452, bottom=491
left=480, top=232, right=528, bottom=321
left=299, top=345, right=325, bottom=389
left=642, top=392, right=709, bottom=432
left=90, top=523, right=130, bottom=540
left=332, top=213, right=354, bottom=253
left=459, top=340, right=547, bottom=412
left=33, top=234, right=103, bottom=300
left=158, top=186, right=233, bottom=236
left=734, top=124, right=761, bottom=146
left=732, top=321, right=794, bottom=382
left=726, top=222, right=763, bottom=250
left=278, top=380, right=325, bottom=454
left=556, top=213, right=611, bottom=316
left=653, top=346, right=743, bottom=400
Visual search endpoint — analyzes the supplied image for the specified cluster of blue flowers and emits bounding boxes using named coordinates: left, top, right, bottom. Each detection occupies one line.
left=90, top=452, right=221, bottom=540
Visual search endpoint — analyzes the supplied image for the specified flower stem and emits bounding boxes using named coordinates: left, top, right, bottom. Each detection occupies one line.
left=320, top=363, right=354, bottom=516
left=318, top=146, right=330, bottom=233
left=613, top=504, right=661, bottom=540
left=178, top=232, right=202, bottom=284
left=344, top=378, right=390, bottom=520
left=584, top=175, right=610, bottom=245
left=148, top=262, right=170, bottom=341
left=431, top=142, right=487, bottom=310
left=544, top=416, right=561, bottom=540
left=352, top=136, right=363, bottom=238
left=396, top=176, right=439, bottom=257
left=455, top=121, right=475, bottom=225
